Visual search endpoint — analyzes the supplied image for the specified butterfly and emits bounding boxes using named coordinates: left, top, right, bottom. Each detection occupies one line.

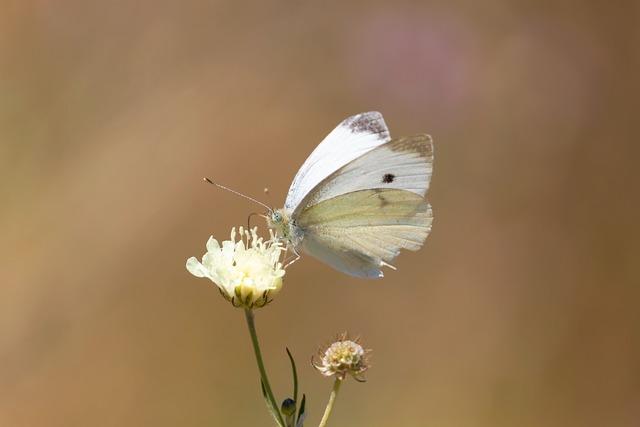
left=266, top=111, right=434, bottom=278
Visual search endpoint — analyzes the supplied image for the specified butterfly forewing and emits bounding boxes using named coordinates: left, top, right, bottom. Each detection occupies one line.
left=284, top=112, right=390, bottom=213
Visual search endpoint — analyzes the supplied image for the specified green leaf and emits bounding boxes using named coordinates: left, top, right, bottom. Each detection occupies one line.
left=296, top=394, right=307, bottom=427
left=260, top=379, right=275, bottom=412
left=261, top=379, right=285, bottom=426
left=286, top=347, right=299, bottom=406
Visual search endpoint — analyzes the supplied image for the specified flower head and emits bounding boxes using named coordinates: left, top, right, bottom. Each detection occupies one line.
left=186, top=227, right=285, bottom=309
left=313, top=333, right=371, bottom=382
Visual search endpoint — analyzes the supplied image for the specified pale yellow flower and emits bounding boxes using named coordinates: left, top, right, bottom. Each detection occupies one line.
left=186, top=227, right=285, bottom=309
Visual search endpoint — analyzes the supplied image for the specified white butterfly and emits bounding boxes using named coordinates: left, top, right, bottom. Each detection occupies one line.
left=267, top=111, right=434, bottom=278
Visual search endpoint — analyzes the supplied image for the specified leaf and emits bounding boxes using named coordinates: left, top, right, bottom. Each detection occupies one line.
left=295, top=394, right=307, bottom=427
left=260, top=380, right=275, bottom=412
left=261, top=379, right=285, bottom=427
left=286, top=347, right=299, bottom=406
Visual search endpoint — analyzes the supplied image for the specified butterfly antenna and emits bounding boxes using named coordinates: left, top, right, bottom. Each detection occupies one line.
left=203, top=177, right=272, bottom=211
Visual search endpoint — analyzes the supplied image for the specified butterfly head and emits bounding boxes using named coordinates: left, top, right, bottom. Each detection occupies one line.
left=266, top=208, right=302, bottom=246
left=269, top=209, right=284, bottom=224
left=266, top=208, right=287, bottom=237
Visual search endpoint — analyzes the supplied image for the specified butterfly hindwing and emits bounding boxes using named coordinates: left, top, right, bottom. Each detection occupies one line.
left=297, top=189, right=433, bottom=278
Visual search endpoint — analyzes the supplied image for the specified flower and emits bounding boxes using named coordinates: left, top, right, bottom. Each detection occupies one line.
left=186, top=227, right=286, bottom=309
left=313, top=333, right=371, bottom=382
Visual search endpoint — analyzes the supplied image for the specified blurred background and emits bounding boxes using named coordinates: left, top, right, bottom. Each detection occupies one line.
left=1, top=1, right=639, bottom=426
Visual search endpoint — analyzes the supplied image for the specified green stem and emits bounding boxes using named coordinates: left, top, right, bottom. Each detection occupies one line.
left=244, top=309, right=286, bottom=427
left=318, top=378, right=342, bottom=427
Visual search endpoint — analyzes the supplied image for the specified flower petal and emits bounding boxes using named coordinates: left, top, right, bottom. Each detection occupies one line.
left=206, top=236, right=220, bottom=252
left=186, top=257, right=209, bottom=278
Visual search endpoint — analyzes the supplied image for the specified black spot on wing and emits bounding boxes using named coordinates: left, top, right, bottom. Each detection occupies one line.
left=382, top=173, right=395, bottom=183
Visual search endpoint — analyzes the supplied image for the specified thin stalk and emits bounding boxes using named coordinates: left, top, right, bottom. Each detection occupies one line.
left=318, top=378, right=342, bottom=427
left=244, top=309, right=286, bottom=427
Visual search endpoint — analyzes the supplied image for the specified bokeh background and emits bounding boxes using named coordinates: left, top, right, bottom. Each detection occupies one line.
left=2, top=1, right=639, bottom=426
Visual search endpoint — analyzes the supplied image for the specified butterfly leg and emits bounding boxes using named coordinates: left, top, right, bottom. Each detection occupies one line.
left=284, top=245, right=301, bottom=269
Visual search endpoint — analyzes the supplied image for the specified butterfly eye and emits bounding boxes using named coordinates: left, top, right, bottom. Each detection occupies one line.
left=272, top=212, right=282, bottom=222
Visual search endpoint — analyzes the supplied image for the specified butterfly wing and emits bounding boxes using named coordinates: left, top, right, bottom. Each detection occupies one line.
left=284, top=112, right=390, bottom=213
left=293, top=134, right=434, bottom=278
left=297, top=189, right=433, bottom=278
left=292, top=134, right=433, bottom=216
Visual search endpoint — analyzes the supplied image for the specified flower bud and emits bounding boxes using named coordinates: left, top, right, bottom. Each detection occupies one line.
left=281, top=398, right=296, bottom=416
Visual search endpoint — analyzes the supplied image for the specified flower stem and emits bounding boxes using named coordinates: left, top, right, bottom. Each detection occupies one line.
left=318, top=378, right=342, bottom=427
left=244, top=309, right=286, bottom=427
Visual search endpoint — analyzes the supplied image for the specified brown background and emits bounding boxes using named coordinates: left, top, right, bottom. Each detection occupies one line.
left=1, top=1, right=639, bottom=426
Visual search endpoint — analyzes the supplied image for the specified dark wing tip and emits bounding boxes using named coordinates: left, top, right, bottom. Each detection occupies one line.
left=342, top=112, right=389, bottom=139
left=387, top=134, right=434, bottom=159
